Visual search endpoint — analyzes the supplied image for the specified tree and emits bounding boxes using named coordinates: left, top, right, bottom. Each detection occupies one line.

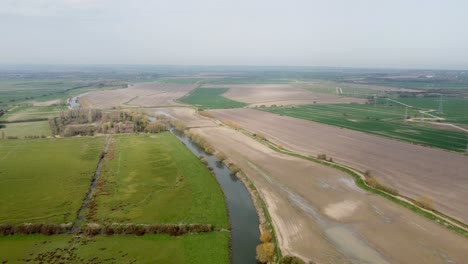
left=415, top=195, right=434, bottom=210
left=256, top=242, right=274, bottom=263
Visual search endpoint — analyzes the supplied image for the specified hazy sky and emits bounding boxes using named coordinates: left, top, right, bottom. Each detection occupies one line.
left=0, top=0, right=467, bottom=69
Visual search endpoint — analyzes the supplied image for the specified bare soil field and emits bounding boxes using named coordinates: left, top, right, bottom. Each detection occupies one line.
left=202, top=84, right=365, bottom=106
left=154, top=107, right=468, bottom=263
left=190, top=126, right=468, bottom=263
left=80, top=82, right=195, bottom=108
left=209, top=108, right=468, bottom=223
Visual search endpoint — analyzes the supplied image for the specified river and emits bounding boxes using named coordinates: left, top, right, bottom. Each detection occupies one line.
left=171, top=129, right=260, bottom=264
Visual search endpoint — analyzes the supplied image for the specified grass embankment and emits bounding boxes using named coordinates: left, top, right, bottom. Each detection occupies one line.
left=260, top=104, right=467, bottom=152
left=0, top=232, right=229, bottom=263
left=180, top=87, right=247, bottom=109
left=235, top=128, right=468, bottom=237
left=0, top=137, right=105, bottom=224
left=91, top=133, right=229, bottom=228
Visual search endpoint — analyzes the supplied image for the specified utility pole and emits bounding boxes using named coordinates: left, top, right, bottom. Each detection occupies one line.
left=404, top=106, right=408, bottom=121
left=374, top=95, right=377, bottom=107
left=438, top=94, right=444, bottom=114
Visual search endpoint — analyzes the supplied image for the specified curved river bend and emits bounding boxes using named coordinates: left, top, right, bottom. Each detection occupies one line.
left=171, top=129, right=260, bottom=264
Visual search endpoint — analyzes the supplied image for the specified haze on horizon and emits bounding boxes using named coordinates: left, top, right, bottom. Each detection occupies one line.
left=0, top=0, right=467, bottom=70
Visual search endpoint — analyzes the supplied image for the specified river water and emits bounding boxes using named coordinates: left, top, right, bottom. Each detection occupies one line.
left=171, top=129, right=260, bottom=264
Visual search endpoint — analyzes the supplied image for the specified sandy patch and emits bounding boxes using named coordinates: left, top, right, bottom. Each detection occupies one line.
left=324, top=200, right=361, bottom=220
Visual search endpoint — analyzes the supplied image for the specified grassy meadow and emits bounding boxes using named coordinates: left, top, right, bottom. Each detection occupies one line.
left=180, top=88, right=246, bottom=109
left=260, top=104, right=467, bottom=152
left=0, top=121, right=51, bottom=138
left=0, top=232, right=229, bottom=263
left=0, top=137, right=105, bottom=224
left=394, top=97, right=468, bottom=124
left=91, top=133, right=228, bottom=228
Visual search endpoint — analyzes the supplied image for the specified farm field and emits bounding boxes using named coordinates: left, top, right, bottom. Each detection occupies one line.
left=91, top=133, right=228, bottom=227
left=0, top=104, right=66, bottom=121
left=0, top=233, right=229, bottom=263
left=180, top=87, right=247, bottom=109
left=209, top=108, right=468, bottom=223
left=259, top=104, right=467, bottom=152
left=157, top=108, right=468, bottom=263
left=80, top=82, right=195, bottom=108
left=202, top=84, right=365, bottom=106
left=394, top=97, right=468, bottom=124
left=0, top=80, right=81, bottom=104
left=0, top=137, right=105, bottom=224
left=0, top=121, right=51, bottom=138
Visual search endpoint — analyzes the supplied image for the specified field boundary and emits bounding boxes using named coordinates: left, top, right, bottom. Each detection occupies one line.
left=213, top=119, right=468, bottom=238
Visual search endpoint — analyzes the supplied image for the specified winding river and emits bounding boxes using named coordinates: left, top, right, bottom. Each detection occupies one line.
left=171, top=129, right=260, bottom=264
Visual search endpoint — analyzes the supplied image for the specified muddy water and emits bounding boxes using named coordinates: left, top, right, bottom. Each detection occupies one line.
left=171, top=129, right=260, bottom=264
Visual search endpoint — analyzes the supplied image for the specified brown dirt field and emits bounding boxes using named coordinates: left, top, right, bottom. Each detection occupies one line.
left=209, top=108, right=468, bottom=224
left=155, top=107, right=468, bottom=263
left=80, top=82, right=194, bottom=108
left=202, top=84, right=365, bottom=106
left=191, top=126, right=468, bottom=264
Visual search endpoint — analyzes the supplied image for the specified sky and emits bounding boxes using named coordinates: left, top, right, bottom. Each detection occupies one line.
left=0, top=0, right=467, bottom=69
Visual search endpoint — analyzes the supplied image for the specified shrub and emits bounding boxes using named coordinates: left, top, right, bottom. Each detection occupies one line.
left=224, top=120, right=240, bottom=130
left=317, top=154, right=327, bottom=160
left=415, top=195, right=434, bottom=210
left=198, top=110, right=213, bottom=118
left=214, top=152, right=227, bottom=161
left=256, top=242, right=275, bottom=263
left=260, top=230, right=272, bottom=243
left=281, top=256, right=306, bottom=264
left=170, top=120, right=187, bottom=132
left=229, top=163, right=241, bottom=174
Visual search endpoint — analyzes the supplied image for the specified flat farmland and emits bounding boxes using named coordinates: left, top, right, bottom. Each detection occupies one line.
left=209, top=108, right=468, bottom=223
left=180, top=88, right=247, bottom=109
left=0, top=233, right=229, bottom=263
left=396, top=97, right=468, bottom=125
left=80, top=82, right=195, bottom=108
left=186, top=124, right=468, bottom=263
left=91, top=133, right=228, bottom=228
left=202, top=84, right=365, bottom=106
left=260, top=104, right=467, bottom=152
left=1, top=121, right=51, bottom=138
left=0, top=137, right=105, bottom=224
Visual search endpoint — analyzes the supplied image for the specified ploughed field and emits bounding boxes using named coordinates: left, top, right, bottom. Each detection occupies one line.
left=202, top=84, right=365, bottom=107
left=0, top=134, right=229, bottom=263
left=80, top=82, right=195, bottom=108
left=162, top=107, right=468, bottom=264
left=209, top=108, right=468, bottom=223
left=260, top=104, right=467, bottom=152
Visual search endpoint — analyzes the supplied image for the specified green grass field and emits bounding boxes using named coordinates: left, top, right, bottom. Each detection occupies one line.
left=1, top=121, right=51, bottom=138
left=392, top=97, right=468, bottom=124
left=0, top=137, right=105, bottom=224
left=92, top=133, right=228, bottom=228
left=0, top=233, right=229, bottom=263
left=0, top=104, right=66, bottom=121
left=260, top=104, right=467, bottom=152
left=180, top=88, right=247, bottom=109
